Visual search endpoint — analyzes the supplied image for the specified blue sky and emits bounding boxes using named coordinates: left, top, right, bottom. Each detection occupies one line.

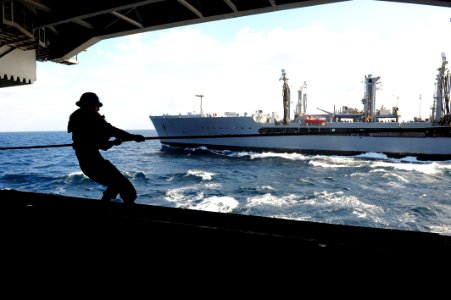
left=1, top=0, right=450, bottom=131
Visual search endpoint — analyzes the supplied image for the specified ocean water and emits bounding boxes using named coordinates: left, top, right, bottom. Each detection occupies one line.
left=1, top=130, right=451, bottom=235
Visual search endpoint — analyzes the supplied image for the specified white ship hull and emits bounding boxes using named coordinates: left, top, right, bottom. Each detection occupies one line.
left=150, top=115, right=451, bottom=160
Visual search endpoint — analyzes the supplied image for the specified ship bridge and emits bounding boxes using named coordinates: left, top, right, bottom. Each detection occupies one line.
left=1, top=0, right=449, bottom=87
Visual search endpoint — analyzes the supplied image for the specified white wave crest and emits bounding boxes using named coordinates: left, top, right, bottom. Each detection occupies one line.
left=306, top=191, right=386, bottom=223
left=64, top=171, right=89, bottom=183
left=256, top=185, right=275, bottom=191
left=429, top=224, right=451, bottom=236
left=248, top=152, right=309, bottom=161
left=309, top=160, right=351, bottom=168
left=67, top=171, right=85, bottom=178
left=187, top=169, right=215, bottom=181
left=371, top=161, right=443, bottom=175
left=355, top=152, right=389, bottom=160
left=164, top=186, right=203, bottom=203
left=382, top=172, right=409, bottom=183
left=163, top=183, right=236, bottom=213
left=246, top=193, right=299, bottom=207
left=188, top=196, right=239, bottom=213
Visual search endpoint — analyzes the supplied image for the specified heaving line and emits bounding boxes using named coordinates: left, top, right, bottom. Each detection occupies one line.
left=0, top=134, right=263, bottom=150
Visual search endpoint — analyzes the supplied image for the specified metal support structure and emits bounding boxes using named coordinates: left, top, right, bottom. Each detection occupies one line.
left=280, top=69, right=290, bottom=124
left=362, top=74, right=380, bottom=122
left=296, top=81, right=307, bottom=117
left=111, top=11, right=143, bottom=28
left=434, top=52, right=450, bottom=122
left=178, top=0, right=203, bottom=18
left=195, top=94, right=204, bottom=116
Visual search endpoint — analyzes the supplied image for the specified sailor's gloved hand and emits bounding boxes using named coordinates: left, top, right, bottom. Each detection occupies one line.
left=134, top=134, right=145, bottom=142
left=100, top=139, right=122, bottom=150
left=111, top=139, right=122, bottom=146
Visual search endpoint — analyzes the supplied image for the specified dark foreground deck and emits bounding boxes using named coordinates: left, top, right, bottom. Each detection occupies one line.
left=2, top=189, right=450, bottom=275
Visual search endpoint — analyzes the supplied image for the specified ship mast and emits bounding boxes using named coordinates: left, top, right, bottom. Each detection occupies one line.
left=280, top=69, right=291, bottom=124
left=195, top=94, right=204, bottom=116
left=362, top=74, right=381, bottom=122
left=433, top=52, right=450, bottom=123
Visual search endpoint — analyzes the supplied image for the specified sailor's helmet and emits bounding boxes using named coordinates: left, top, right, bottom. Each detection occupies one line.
left=76, top=92, right=103, bottom=107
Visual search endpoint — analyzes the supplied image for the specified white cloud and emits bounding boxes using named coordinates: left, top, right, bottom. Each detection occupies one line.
left=0, top=1, right=449, bottom=131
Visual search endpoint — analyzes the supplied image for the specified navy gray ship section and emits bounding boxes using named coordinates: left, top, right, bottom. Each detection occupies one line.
left=150, top=61, right=451, bottom=160
left=150, top=115, right=451, bottom=159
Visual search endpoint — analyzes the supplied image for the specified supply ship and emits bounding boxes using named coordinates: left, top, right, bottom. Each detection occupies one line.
left=150, top=54, right=451, bottom=161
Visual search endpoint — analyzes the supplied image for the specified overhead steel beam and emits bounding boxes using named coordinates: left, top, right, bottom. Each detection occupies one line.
left=177, top=0, right=204, bottom=18
left=223, top=0, right=238, bottom=12
left=72, top=19, right=94, bottom=30
left=37, top=0, right=165, bottom=29
left=111, top=11, right=143, bottom=28
left=21, top=0, right=52, bottom=12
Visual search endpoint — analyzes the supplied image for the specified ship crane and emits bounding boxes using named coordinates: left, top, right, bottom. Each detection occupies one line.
left=316, top=107, right=333, bottom=115
left=315, top=107, right=334, bottom=122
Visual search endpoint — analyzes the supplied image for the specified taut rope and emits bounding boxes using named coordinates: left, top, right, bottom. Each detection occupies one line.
left=0, top=134, right=263, bottom=150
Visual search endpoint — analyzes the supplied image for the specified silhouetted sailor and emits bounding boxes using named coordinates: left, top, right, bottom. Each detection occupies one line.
left=68, top=92, right=145, bottom=205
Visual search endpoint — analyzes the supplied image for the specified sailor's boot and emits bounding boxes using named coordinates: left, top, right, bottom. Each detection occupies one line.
left=101, top=187, right=118, bottom=203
